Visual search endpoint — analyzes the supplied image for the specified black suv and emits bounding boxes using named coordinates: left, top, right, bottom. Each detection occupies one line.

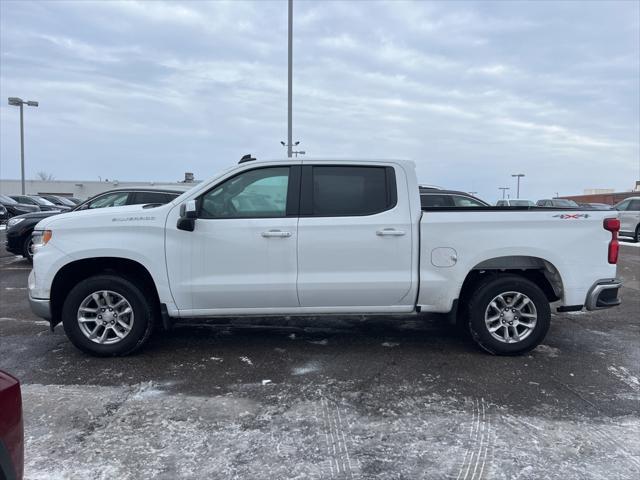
left=5, top=187, right=189, bottom=261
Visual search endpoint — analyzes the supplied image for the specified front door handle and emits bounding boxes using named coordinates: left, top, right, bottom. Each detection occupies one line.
left=261, top=230, right=292, bottom=238
left=376, top=228, right=406, bottom=236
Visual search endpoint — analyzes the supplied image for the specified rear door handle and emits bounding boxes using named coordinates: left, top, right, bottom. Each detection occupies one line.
left=261, top=230, right=292, bottom=238
left=376, top=228, right=406, bottom=236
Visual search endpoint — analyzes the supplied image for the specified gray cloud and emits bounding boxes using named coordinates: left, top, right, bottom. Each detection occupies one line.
left=1, top=0, right=638, bottom=201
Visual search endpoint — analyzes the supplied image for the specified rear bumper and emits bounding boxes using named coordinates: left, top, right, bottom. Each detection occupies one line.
left=28, top=294, right=51, bottom=321
left=585, top=279, right=622, bottom=311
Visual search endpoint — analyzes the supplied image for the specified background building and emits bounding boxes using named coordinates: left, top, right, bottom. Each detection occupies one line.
left=0, top=173, right=198, bottom=200
left=560, top=181, right=639, bottom=205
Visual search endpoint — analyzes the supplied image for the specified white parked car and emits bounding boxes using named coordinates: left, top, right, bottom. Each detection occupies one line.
left=615, top=196, right=640, bottom=241
left=28, top=158, right=622, bottom=356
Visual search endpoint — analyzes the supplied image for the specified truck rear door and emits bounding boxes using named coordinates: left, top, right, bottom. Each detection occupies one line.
left=296, top=164, right=413, bottom=308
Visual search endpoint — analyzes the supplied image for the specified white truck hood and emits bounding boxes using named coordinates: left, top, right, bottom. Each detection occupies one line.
left=35, top=203, right=173, bottom=231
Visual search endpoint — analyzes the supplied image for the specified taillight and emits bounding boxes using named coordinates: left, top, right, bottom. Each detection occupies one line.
left=603, top=218, right=620, bottom=264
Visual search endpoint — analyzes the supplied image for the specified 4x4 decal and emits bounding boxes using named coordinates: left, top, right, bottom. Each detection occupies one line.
left=552, top=213, right=590, bottom=219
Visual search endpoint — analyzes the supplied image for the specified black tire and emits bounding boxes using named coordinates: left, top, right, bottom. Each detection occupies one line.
left=62, top=275, right=155, bottom=356
left=23, top=235, right=34, bottom=263
left=465, top=274, right=551, bottom=355
left=634, top=225, right=640, bottom=243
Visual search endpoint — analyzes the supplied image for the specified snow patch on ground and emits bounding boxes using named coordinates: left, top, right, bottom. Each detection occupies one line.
left=381, top=342, right=400, bottom=348
left=307, top=339, right=328, bottom=345
left=239, top=356, right=253, bottom=366
left=534, top=345, right=561, bottom=357
left=292, top=361, right=322, bottom=376
left=0, top=317, right=50, bottom=327
left=608, top=366, right=640, bottom=393
left=20, top=383, right=640, bottom=480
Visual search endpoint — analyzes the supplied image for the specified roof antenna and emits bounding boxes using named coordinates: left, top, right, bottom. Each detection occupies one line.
left=239, top=154, right=256, bottom=164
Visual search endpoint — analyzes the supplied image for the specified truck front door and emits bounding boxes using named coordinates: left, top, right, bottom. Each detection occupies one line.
left=166, top=165, right=301, bottom=313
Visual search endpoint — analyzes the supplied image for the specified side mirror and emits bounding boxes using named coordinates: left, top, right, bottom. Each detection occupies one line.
left=177, top=200, right=197, bottom=232
left=180, top=199, right=197, bottom=219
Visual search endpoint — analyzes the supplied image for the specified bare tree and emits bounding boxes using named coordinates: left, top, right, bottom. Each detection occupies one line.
left=36, top=171, right=55, bottom=181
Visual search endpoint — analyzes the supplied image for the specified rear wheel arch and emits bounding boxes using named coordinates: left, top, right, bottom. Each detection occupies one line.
left=50, top=257, right=160, bottom=328
left=458, top=255, right=563, bottom=306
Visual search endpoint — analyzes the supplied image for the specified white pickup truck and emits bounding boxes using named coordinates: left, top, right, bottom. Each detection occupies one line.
left=28, top=158, right=622, bottom=356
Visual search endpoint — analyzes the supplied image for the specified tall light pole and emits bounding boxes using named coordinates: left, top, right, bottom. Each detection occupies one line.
left=8, top=97, right=39, bottom=195
left=287, top=0, right=293, bottom=158
left=499, top=187, right=510, bottom=199
left=511, top=173, right=525, bottom=199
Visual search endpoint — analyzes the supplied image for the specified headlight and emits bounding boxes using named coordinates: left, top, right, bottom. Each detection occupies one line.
left=7, top=217, right=25, bottom=228
left=32, top=230, right=52, bottom=248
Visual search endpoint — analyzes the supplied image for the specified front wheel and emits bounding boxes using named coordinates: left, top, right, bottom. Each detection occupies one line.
left=62, top=275, right=155, bottom=356
left=465, top=274, right=551, bottom=355
left=634, top=225, right=640, bottom=243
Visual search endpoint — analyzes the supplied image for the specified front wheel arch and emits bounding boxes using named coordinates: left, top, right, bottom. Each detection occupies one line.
left=50, top=257, right=160, bottom=330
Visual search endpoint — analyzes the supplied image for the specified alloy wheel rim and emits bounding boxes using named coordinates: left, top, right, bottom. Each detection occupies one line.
left=484, top=291, right=537, bottom=344
left=77, top=290, right=134, bottom=345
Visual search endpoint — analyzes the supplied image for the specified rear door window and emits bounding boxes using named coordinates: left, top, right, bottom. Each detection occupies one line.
left=305, top=166, right=395, bottom=216
left=629, top=200, right=640, bottom=211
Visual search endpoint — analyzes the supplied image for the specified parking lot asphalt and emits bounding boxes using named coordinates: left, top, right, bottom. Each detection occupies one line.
left=0, top=229, right=639, bottom=480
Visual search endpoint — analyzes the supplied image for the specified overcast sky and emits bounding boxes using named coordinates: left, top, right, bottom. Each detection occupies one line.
left=1, top=0, right=638, bottom=202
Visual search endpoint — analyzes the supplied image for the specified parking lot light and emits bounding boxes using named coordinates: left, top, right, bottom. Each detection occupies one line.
left=7, top=96, right=39, bottom=195
left=511, top=174, right=525, bottom=199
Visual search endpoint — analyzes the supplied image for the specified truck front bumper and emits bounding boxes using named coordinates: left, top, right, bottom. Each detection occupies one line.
left=585, top=279, right=622, bottom=311
left=28, top=294, right=51, bottom=320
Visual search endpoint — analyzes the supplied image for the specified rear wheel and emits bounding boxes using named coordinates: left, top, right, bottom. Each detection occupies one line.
left=62, top=275, right=155, bottom=356
left=465, top=274, right=550, bottom=355
left=634, top=225, right=640, bottom=243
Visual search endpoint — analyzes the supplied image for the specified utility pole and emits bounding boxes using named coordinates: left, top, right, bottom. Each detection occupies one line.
left=287, top=0, right=293, bottom=158
left=511, top=173, right=525, bottom=199
left=8, top=97, right=39, bottom=194
left=499, top=187, right=510, bottom=200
